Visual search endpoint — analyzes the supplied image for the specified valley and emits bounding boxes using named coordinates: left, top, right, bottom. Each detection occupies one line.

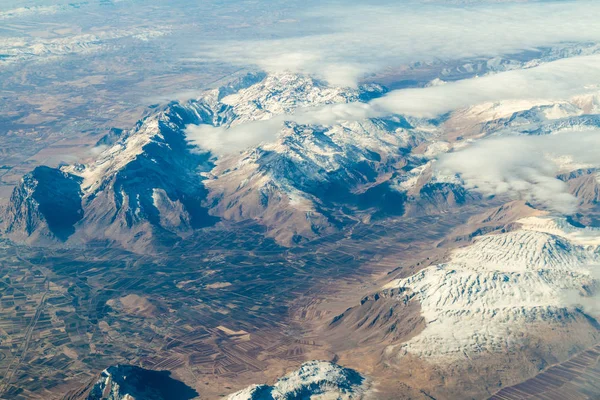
left=0, top=203, right=492, bottom=399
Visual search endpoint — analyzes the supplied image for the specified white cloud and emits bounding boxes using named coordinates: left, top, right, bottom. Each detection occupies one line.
left=186, top=119, right=285, bottom=155
left=195, top=0, right=600, bottom=85
left=0, top=5, right=60, bottom=19
left=186, top=100, right=377, bottom=155
left=370, top=54, right=600, bottom=118
left=187, top=54, right=600, bottom=155
left=191, top=124, right=600, bottom=217
left=437, top=130, right=600, bottom=214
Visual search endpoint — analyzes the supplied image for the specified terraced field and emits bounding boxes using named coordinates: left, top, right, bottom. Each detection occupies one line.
left=490, top=344, right=600, bottom=400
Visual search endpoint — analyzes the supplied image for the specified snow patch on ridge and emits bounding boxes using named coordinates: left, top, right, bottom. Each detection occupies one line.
left=227, top=361, right=368, bottom=400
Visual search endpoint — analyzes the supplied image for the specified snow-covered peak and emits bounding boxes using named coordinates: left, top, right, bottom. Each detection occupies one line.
left=9, top=99, right=221, bottom=250
left=214, top=73, right=379, bottom=128
left=519, top=216, right=600, bottom=246
left=64, top=100, right=209, bottom=194
left=443, top=90, right=600, bottom=143
left=384, top=215, right=600, bottom=360
left=68, top=118, right=163, bottom=193
left=227, top=361, right=368, bottom=400
left=448, top=227, right=597, bottom=274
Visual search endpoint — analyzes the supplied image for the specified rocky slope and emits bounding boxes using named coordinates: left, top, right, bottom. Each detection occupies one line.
left=195, top=73, right=443, bottom=244
left=326, top=288, right=425, bottom=350
left=82, top=365, right=197, bottom=400
left=3, top=166, right=83, bottom=244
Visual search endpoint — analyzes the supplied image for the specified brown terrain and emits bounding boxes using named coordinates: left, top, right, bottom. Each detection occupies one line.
left=0, top=198, right=497, bottom=399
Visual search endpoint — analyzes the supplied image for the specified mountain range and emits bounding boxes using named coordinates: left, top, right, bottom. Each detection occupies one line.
left=2, top=73, right=476, bottom=250
left=2, top=68, right=600, bottom=399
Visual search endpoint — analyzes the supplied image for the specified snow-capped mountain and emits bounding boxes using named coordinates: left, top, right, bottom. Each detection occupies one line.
left=227, top=361, right=368, bottom=400
left=194, top=73, right=410, bottom=243
left=67, top=101, right=220, bottom=249
left=444, top=90, right=600, bottom=140
left=3, top=99, right=220, bottom=250
left=196, top=74, right=477, bottom=244
left=214, top=73, right=376, bottom=126
left=0, top=28, right=169, bottom=68
left=383, top=215, right=600, bottom=365
left=2, top=72, right=472, bottom=249
left=4, top=71, right=598, bottom=250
